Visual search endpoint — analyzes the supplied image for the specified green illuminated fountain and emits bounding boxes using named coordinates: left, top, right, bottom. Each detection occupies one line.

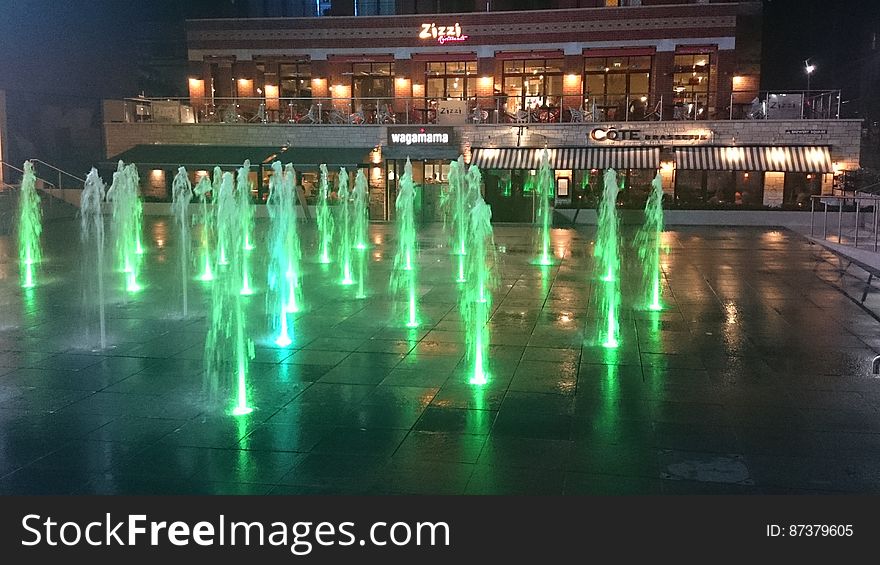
left=214, top=172, right=235, bottom=274
left=236, top=162, right=255, bottom=295
left=171, top=167, right=193, bottom=316
left=336, top=168, right=354, bottom=286
left=534, top=149, right=554, bottom=266
left=212, top=167, right=230, bottom=267
left=282, top=163, right=303, bottom=314
left=266, top=161, right=302, bottom=347
left=635, top=172, right=664, bottom=311
left=460, top=165, right=497, bottom=385
left=391, top=158, right=419, bottom=327
left=81, top=168, right=107, bottom=350
left=206, top=170, right=254, bottom=417
left=442, top=156, right=470, bottom=283
left=17, top=160, right=41, bottom=289
left=316, top=164, right=334, bottom=264
left=239, top=160, right=256, bottom=253
left=594, top=168, right=621, bottom=348
left=352, top=169, right=370, bottom=298
left=106, top=161, right=143, bottom=293
left=194, top=173, right=215, bottom=282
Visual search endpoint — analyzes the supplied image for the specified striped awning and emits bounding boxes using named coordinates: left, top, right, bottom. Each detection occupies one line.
left=470, top=147, right=660, bottom=170
left=675, top=146, right=833, bottom=172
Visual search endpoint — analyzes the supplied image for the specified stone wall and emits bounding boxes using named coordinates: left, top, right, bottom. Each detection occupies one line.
left=104, top=119, right=862, bottom=172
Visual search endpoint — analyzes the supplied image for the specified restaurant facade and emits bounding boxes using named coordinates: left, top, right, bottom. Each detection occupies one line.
left=102, top=1, right=862, bottom=221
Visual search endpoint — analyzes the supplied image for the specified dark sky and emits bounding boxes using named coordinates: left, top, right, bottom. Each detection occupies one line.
left=0, top=0, right=232, bottom=98
left=0, top=0, right=877, bottom=100
left=761, top=0, right=878, bottom=97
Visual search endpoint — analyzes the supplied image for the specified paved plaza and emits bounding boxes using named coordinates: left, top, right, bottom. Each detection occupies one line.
left=1, top=215, right=879, bottom=494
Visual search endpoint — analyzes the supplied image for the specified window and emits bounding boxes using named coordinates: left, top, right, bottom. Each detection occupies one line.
left=583, top=55, right=651, bottom=120
left=426, top=61, right=477, bottom=101
left=279, top=63, right=312, bottom=99
left=352, top=62, right=395, bottom=113
left=783, top=173, right=821, bottom=208
left=672, top=53, right=715, bottom=119
left=501, top=58, right=564, bottom=114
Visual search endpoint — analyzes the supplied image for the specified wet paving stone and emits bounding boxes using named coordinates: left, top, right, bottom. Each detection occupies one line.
left=2, top=219, right=880, bottom=493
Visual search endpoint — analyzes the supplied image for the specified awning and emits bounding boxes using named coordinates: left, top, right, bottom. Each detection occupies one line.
left=105, top=144, right=374, bottom=170
left=382, top=146, right=463, bottom=161
left=470, top=147, right=660, bottom=170
left=675, top=146, right=833, bottom=172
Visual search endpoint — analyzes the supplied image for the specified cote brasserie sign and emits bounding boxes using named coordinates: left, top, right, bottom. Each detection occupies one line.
left=589, top=126, right=712, bottom=145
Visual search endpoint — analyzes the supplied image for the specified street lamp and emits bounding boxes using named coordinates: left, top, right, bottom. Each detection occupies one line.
left=804, top=59, right=816, bottom=118
left=804, top=59, right=816, bottom=94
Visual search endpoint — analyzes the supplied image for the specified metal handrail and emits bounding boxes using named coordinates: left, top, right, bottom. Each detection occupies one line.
left=107, top=94, right=673, bottom=125
left=729, top=89, right=841, bottom=120
left=0, top=161, right=57, bottom=189
left=809, top=193, right=880, bottom=251
left=30, top=159, right=86, bottom=189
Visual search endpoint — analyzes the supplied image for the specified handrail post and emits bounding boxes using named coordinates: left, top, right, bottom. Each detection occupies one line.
left=810, top=196, right=815, bottom=236
left=729, top=92, right=733, bottom=120
left=837, top=90, right=841, bottom=119
left=874, top=198, right=879, bottom=252
left=823, top=200, right=828, bottom=239
left=838, top=197, right=844, bottom=243
left=855, top=199, right=861, bottom=247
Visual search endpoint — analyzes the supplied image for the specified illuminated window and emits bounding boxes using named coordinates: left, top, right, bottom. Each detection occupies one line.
left=583, top=56, right=651, bottom=121
left=672, top=53, right=716, bottom=119
left=351, top=62, right=395, bottom=114
left=426, top=61, right=477, bottom=101
left=501, top=58, right=565, bottom=114
left=279, top=62, right=312, bottom=98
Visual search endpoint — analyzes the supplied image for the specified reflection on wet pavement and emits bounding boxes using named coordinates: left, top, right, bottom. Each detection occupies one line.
left=1, top=217, right=879, bottom=494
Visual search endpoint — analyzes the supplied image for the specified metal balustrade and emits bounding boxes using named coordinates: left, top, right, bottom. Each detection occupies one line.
left=110, top=95, right=676, bottom=125
left=729, top=90, right=841, bottom=120
left=810, top=192, right=880, bottom=252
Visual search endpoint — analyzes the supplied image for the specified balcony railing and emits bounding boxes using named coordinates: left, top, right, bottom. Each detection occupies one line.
left=729, top=90, right=841, bottom=120
left=107, top=90, right=842, bottom=126
left=111, top=95, right=668, bottom=125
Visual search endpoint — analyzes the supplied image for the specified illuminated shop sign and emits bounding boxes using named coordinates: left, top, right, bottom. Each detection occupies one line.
left=419, top=22, right=468, bottom=44
left=388, top=126, right=455, bottom=146
left=589, top=126, right=712, bottom=144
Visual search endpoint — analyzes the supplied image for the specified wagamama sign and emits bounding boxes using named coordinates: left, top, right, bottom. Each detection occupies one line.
left=388, top=127, right=454, bottom=146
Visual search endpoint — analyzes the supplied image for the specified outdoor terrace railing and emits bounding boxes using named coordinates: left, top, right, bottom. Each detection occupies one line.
left=810, top=191, right=880, bottom=252
left=112, top=95, right=675, bottom=125
left=110, top=90, right=842, bottom=126
left=729, top=90, right=841, bottom=120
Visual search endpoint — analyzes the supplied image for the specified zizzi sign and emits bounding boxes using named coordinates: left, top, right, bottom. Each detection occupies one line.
left=388, top=127, right=455, bottom=146
left=419, top=22, right=468, bottom=44
left=589, top=126, right=712, bottom=144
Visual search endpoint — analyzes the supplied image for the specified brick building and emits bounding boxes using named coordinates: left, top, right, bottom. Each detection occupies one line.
left=103, top=1, right=861, bottom=221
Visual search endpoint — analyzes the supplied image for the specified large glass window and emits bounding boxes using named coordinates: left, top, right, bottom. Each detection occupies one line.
left=352, top=62, right=394, bottom=114
left=783, top=172, right=821, bottom=208
left=501, top=58, right=564, bottom=115
left=672, top=53, right=715, bottom=119
left=583, top=55, right=651, bottom=121
left=279, top=63, right=311, bottom=98
left=426, top=61, right=477, bottom=101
